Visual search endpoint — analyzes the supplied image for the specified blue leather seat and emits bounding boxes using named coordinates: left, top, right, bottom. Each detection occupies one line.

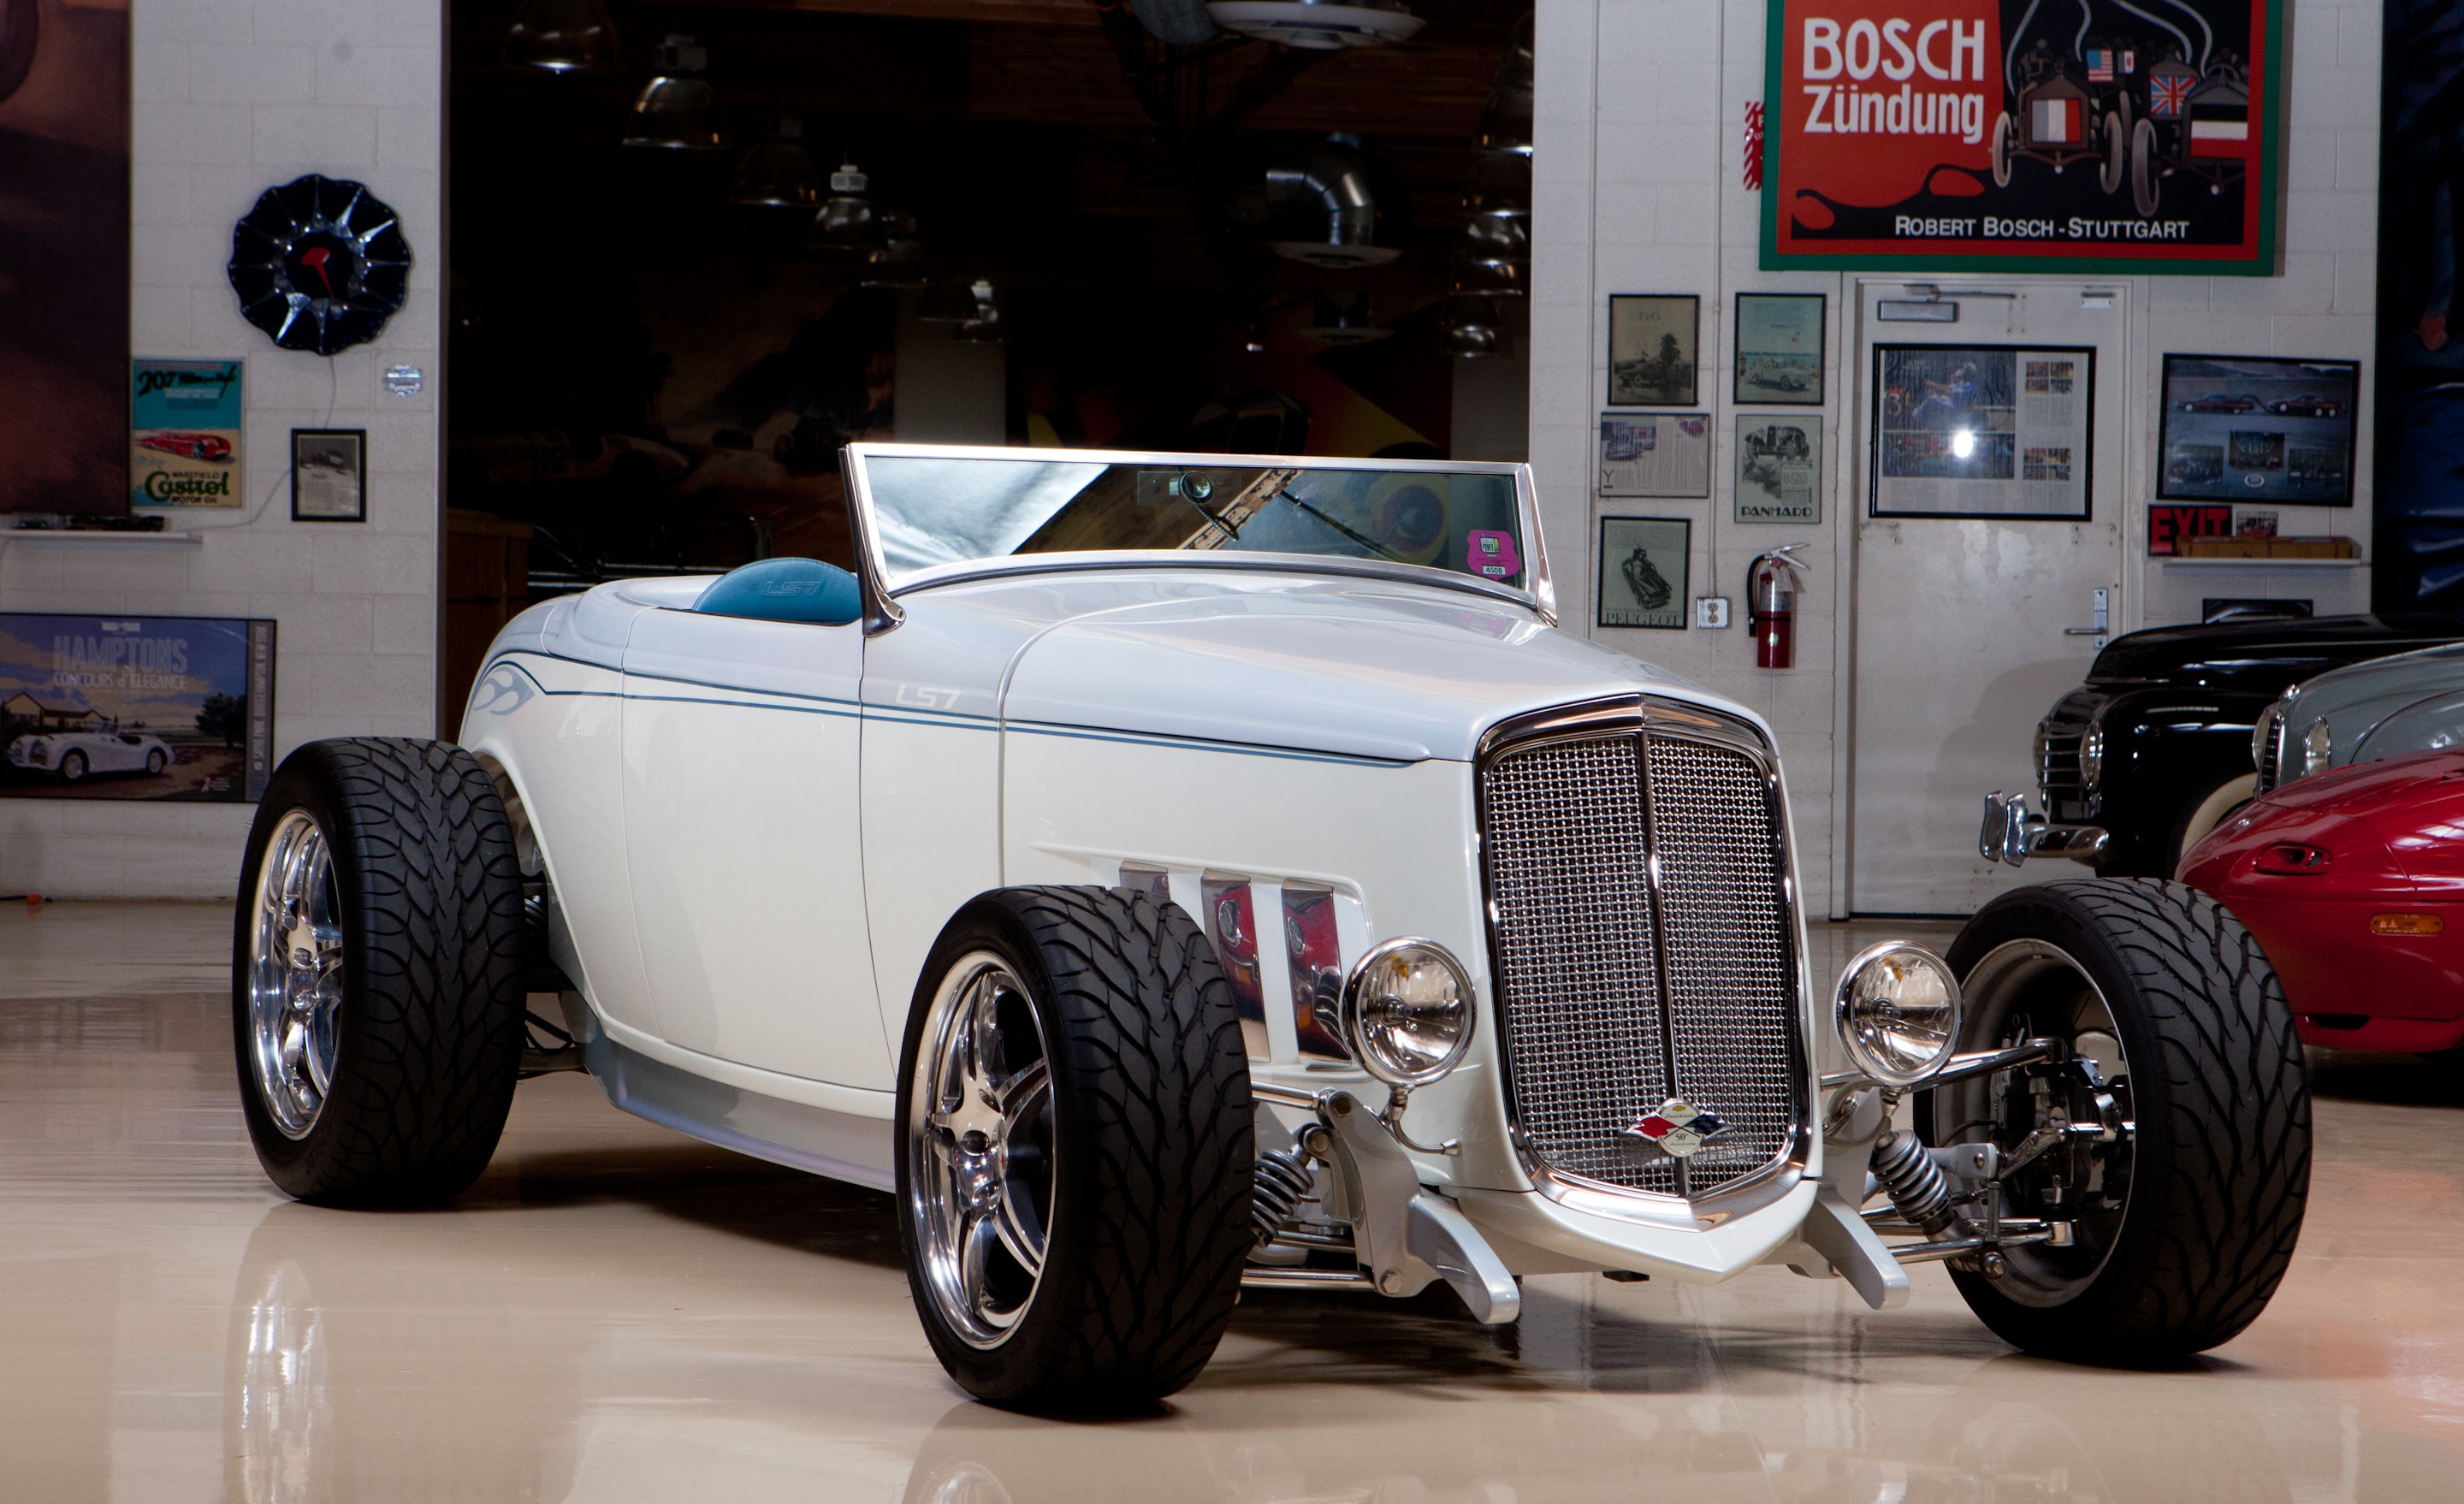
left=691, top=557, right=863, bottom=626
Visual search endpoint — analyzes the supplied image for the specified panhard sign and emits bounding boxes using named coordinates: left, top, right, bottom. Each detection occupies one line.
left=1761, top=0, right=2281, bottom=273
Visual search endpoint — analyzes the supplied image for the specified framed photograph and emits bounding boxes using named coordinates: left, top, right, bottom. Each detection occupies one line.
left=1596, top=517, right=1690, bottom=630
left=0, top=613, right=276, bottom=802
left=1598, top=412, right=1711, bottom=498
left=1734, top=293, right=1825, bottom=406
left=1608, top=295, right=1699, bottom=406
left=1735, top=416, right=1821, bottom=524
left=1870, top=345, right=2094, bottom=520
left=2157, top=355, right=2359, bottom=506
left=290, top=429, right=367, bottom=521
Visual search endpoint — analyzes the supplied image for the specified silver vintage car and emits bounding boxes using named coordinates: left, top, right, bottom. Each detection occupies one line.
left=230, top=445, right=2314, bottom=1411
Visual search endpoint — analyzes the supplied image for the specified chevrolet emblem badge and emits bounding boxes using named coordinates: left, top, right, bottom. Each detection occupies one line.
left=1620, top=1097, right=1729, bottom=1160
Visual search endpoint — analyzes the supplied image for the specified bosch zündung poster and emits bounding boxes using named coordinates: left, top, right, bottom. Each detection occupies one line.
left=1761, top=0, right=2280, bottom=272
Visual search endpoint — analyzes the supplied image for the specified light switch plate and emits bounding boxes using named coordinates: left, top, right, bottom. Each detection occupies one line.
left=1695, top=596, right=1732, bottom=629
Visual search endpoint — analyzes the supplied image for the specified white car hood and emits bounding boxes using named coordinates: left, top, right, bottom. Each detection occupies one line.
left=1000, top=583, right=1738, bottom=763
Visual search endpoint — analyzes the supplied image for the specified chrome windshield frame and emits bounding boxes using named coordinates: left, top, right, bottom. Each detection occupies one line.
left=840, top=441, right=1554, bottom=632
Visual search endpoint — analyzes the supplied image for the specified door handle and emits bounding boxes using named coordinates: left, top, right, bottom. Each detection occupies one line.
left=2063, top=587, right=2112, bottom=643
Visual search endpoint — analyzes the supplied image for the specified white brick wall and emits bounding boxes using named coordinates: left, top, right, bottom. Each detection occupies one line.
left=0, top=0, right=442, bottom=899
left=1534, top=0, right=2379, bottom=915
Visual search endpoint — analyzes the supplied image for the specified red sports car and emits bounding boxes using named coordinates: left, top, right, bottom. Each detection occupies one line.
left=2179, top=748, right=2464, bottom=1053
left=138, top=432, right=233, bottom=462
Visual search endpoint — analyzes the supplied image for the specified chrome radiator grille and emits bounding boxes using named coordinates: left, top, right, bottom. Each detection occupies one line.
left=1481, top=718, right=1800, bottom=1199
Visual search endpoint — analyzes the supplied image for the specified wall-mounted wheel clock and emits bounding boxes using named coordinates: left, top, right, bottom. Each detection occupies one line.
left=227, top=175, right=412, bottom=357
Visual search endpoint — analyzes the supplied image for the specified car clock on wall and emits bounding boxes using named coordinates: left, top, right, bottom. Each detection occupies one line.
left=227, top=175, right=412, bottom=357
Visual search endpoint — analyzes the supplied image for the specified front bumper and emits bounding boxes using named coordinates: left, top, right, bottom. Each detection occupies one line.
left=1980, top=790, right=2108, bottom=867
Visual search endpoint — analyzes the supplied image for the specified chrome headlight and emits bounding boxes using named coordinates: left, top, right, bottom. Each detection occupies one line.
left=1342, top=938, right=1475, bottom=1088
left=2077, top=721, right=2105, bottom=790
left=2301, top=718, right=2332, bottom=778
left=1833, top=942, right=1963, bottom=1087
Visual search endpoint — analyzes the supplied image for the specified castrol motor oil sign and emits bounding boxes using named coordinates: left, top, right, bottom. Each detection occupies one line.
left=1761, top=0, right=2279, bottom=271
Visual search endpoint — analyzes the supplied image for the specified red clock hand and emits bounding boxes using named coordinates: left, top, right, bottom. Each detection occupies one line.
left=299, top=246, right=334, bottom=297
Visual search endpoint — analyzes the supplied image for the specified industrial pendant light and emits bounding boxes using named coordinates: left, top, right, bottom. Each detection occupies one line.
left=1297, top=291, right=1389, bottom=346
left=731, top=145, right=816, bottom=206
left=1207, top=2, right=1423, bottom=50
left=622, top=37, right=726, bottom=151
left=808, top=163, right=884, bottom=257
left=505, top=0, right=619, bottom=74
left=953, top=281, right=1005, bottom=343
left=1442, top=296, right=1507, bottom=359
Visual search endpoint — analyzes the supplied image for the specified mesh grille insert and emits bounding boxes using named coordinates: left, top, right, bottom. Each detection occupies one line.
left=1482, top=725, right=1798, bottom=1199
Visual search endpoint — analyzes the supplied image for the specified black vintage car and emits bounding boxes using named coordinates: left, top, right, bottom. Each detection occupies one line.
left=1982, top=613, right=2464, bottom=877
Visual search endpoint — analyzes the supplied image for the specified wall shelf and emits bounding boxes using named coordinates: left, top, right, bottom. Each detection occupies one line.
left=2158, top=556, right=2362, bottom=571
left=2, top=530, right=203, bottom=549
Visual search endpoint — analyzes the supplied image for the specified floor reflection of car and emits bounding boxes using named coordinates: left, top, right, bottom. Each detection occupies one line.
left=8, top=729, right=175, bottom=783
left=137, top=431, right=234, bottom=462
left=2267, top=395, right=2344, bottom=418
left=2178, top=394, right=2261, bottom=413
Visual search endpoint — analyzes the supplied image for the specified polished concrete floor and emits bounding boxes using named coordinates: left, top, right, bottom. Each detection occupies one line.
left=3, top=900, right=2460, bottom=1502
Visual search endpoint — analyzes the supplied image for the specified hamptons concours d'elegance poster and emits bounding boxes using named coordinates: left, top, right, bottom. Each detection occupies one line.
left=0, top=614, right=275, bottom=802
left=1762, top=0, right=2282, bottom=271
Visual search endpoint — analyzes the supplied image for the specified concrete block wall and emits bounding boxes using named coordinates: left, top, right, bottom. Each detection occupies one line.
left=1533, top=0, right=2378, bottom=916
left=0, top=0, right=443, bottom=898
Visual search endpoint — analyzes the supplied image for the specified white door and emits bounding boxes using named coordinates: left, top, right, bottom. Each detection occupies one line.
left=620, top=609, right=889, bottom=1088
left=1847, top=281, right=2126, bottom=915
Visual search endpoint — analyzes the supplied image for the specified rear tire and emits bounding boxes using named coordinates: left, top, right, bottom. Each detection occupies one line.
left=58, top=749, right=86, bottom=783
left=231, top=738, right=529, bottom=1205
left=897, top=886, right=1254, bottom=1412
left=1929, top=879, right=2310, bottom=1363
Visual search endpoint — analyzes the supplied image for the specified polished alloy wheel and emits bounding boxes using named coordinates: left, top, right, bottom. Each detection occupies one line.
left=1933, top=938, right=2135, bottom=1306
left=246, top=810, right=346, bottom=1139
left=907, top=952, right=1057, bottom=1349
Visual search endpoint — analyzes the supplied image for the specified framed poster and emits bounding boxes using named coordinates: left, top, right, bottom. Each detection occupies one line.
left=1760, top=0, right=2283, bottom=275
left=1870, top=345, right=2094, bottom=518
left=132, top=359, right=244, bottom=508
left=291, top=429, right=366, bottom=521
left=2156, top=355, right=2357, bottom=505
left=1599, top=412, right=1712, bottom=498
left=1737, top=416, right=1823, bottom=523
left=1608, top=295, right=1699, bottom=406
left=1735, top=293, right=1826, bottom=404
left=0, top=614, right=276, bottom=802
left=1597, top=517, right=1691, bottom=629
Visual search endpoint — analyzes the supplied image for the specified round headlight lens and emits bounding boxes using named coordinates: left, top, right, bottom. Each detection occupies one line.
left=2301, top=719, right=2332, bottom=778
left=1342, top=939, right=1475, bottom=1088
left=1833, top=941, right=1964, bottom=1087
left=2077, top=722, right=2105, bottom=790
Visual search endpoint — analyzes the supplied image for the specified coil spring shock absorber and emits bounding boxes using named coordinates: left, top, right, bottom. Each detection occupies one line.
left=1871, top=1128, right=1965, bottom=1237
left=1251, top=1145, right=1316, bottom=1245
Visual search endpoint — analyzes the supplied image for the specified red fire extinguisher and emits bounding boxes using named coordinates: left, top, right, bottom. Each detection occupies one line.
left=1747, top=545, right=1810, bottom=669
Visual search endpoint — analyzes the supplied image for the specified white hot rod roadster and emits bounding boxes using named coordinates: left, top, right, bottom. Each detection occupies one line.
left=232, top=446, right=2311, bottom=1410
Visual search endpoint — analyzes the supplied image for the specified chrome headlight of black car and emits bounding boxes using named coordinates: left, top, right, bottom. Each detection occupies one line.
left=2077, top=721, right=2105, bottom=791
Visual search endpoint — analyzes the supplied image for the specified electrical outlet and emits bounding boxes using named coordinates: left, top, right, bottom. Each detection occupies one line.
left=1695, top=596, right=1732, bottom=629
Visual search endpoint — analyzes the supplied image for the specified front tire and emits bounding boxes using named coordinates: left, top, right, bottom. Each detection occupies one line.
left=1928, top=880, right=2310, bottom=1363
left=1991, top=111, right=2015, bottom=187
left=231, top=738, right=529, bottom=1205
left=897, top=887, right=1254, bottom=1412
left=145, top=748, right=168, bottom=775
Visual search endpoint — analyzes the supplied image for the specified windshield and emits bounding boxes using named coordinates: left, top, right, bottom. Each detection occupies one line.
left=857, top=451, right=1529, bottom=593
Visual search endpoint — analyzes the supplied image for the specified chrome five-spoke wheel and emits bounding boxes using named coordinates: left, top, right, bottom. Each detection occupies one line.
left=906, top=953, right=1057, bottom=1349
left=246, top=810, right=345, bottom=1138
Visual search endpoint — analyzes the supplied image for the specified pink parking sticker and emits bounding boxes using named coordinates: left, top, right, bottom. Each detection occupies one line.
left=1467, top=530, right=1521, bottom=578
